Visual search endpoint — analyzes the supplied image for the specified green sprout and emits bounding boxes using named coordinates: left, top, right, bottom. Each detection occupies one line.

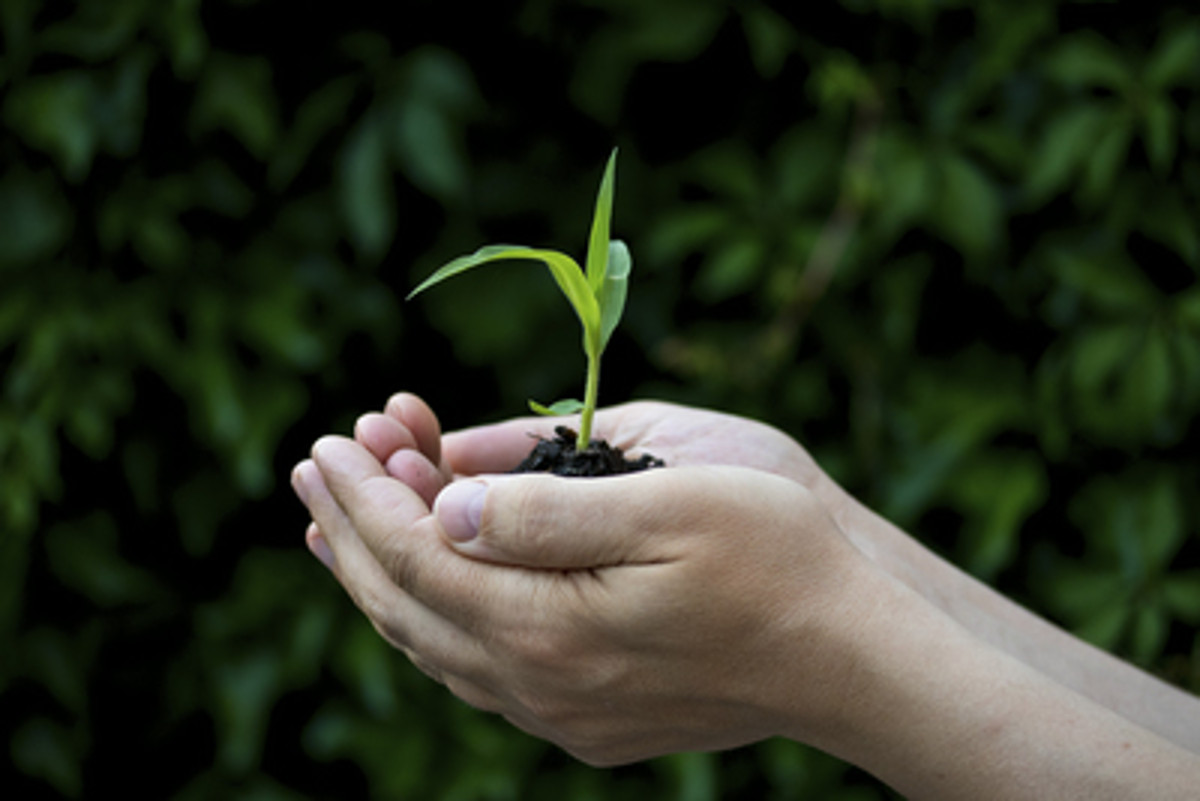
left=407, top=148, right=630, bottom=452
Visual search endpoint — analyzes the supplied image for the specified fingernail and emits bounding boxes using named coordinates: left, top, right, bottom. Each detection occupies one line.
left=291, top=461, right=312, bottom=503
left=436, top=480, right=486, bottom=542
left=309, top=530, right=337, bottom=571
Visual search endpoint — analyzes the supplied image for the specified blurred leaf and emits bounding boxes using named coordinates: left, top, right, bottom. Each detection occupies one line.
left=658, top=751, right=718, bottom=801
left=1139, top=189, right=1199, bottom=266
left=1142, top=96, right=1176, bottom=174
left=20, top=626, right=97, bottom=715
left=1048, top=249, right=1157, bottom=313
left=873, top=133, right=931, bottom=241
left=929, top=151, right=1002, bottom=259
left=335, top=619, right=401, bottom=719
left=338, top=113, right=395, bottom=259
left=1, top=0, right=37, bottom=74
left=1042, top=32, right=1132, bottom=91
left=951, top=453, right=1046, bottom=580
left=773, top=125, right=841, bottom=209
left=1163, top=573, right=1200, bottom=622
left=1025, top=104, right=1108, bottom=202
left=190, top=53, right=279, bottom=158
left=194, top=159, right=254, bottom=218
left=1080, top=113, right=1131, bottom=202
left=44, top=512, right=163, bottom=608
left=4, top=71, right=98, bottom=181
left=394, top=98, right=468, bottom=201
left=1075, top=598, right=1131, bottom=651
left=38, top=0, right=145, bottom=62
left=1120, top=325, right=1173, bottom=438
left=571, top=2, right=724, bottom=121
left=1131, top=603, right=1169, bottom=665
left=644, top=205, right=729, bottom=266
left=11, top=718, right=82, bottom=798
left=811, top=51, right=875, bottom=111
left=154, top=0, right=208, bottom=78
left=740, top=4, right=795, bottom=78
left=268, top=75, right=358, bottom=191
left=692, top=143, right=761, bottom=204
left=1132, top=471, right=1184, bottom=570
left=697, top=234, right=764, bottom=302
left=390, top=48, right=477, bottom=202
left=1144, top=23, right=1200, bottom=90
left=0, top=169, right=70, bottom=265
left=214, top=649, right=280, bottom=775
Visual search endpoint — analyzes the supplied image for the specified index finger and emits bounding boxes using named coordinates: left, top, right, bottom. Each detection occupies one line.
left=442, top=415, right=566, bottom=475
left=311, top=436, right=563, bottom=631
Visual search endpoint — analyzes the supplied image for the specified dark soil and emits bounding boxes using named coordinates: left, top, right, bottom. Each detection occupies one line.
left=511, top=426, right=665, bottom=477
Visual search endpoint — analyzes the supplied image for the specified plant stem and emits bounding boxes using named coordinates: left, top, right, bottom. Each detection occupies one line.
left=577, top=349, right=601, bottom=451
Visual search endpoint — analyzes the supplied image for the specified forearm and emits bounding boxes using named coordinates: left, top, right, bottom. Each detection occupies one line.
left=837, top=494, right=1200, bottom=754
left=807, top=569, right=1200, bottom=800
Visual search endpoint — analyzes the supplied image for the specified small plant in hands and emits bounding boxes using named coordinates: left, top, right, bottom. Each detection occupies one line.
left=408, top=149, right=664, bottom=477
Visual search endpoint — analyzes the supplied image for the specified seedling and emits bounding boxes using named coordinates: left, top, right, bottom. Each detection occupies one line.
left=408, top=149, right=630, bottom=453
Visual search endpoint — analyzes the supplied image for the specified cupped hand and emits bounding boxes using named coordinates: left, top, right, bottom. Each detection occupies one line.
left=292, top=432, right=879, bottom=765
left=353, top=393, right=849, bottom=511
left=345, top=393, right=881, bottom=569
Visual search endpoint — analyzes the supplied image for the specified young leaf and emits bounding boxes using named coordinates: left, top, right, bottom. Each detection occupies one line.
left=598, top=239, right=631, bottom=353
left=529, top=399, right=585, bottom=416
left=585, top=148, right=619, bottom=293
left=408, top=244, right=601, bottom=334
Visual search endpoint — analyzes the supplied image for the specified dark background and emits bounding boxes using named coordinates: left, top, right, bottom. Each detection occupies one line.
left=3, top=0, right=1199, bottom=798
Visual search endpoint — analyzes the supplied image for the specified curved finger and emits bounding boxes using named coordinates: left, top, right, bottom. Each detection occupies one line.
left=304, top=522, right=336, bottom=571
left=442, top=415, right=569, bottom=475
left=385, top=448, right=447, bottom=508
left=355, top=412, right=418, bottom=464
left=293, top=453, right=485, bottom=675
left=384, top=392, right=444, bottom=470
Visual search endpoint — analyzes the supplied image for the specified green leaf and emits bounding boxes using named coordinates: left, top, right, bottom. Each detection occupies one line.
left=393, top=98, right=467, bottom=201
left=1080, top=114, right=1132, bottom=202
left=1130, top=603, right=1168, bottom=664
left=1163, top=572, right=1200, bottom=621
left=337, top=115, right=395, bottom=260
left=740, top=4, right=795, bottom=78
left=929, top=151, right=1001, bottom=259
left=585, top=148, right=619, bottom=293
left=529, top=399, right=585, bottom=416
left=597, top=239, right=631, bottom=353
left=697, top=234, right=764, bottom=302
left=409, top=245, right=601, bottom=337
left=189, top=53, right=279, bottom=158
left=1121, top=326, right=1173, bottom=437
left=11, top=718, right=81, bottom=798
left=1144, top=23, right=1200, bottom=90
left=1142, top=96, right=1176, bottom=174
left=1048, top=250, right=1157, bottom=313
left=3, top=71, right=97, bottom=181
left=0, top=169, right=70, bottom=265
left=1042, top=32, right=1132, bottom=91
left=269, top=75, right=357, bottom=191
left=1076, top=599, right=1130, bottom=650
left=1025, top=105, right=1108, bottom=202
left=1134, top=471, right=1184, bottom=569
left=44, top=512, right=162, bottom=607
left=644, top=204, right=729, bottom=264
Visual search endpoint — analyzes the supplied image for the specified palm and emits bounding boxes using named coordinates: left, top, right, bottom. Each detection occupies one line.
left=444, top=401, right=827, bottom=493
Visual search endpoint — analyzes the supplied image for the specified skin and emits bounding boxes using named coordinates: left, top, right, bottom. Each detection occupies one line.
left=292, top=393, right=1200, bottom=798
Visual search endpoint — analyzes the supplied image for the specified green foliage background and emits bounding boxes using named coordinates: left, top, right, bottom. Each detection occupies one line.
left=3, top=0, right=1200, bottom=798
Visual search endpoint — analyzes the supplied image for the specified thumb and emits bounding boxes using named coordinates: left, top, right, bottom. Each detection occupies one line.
left=432, top=469, right=711, bottom=569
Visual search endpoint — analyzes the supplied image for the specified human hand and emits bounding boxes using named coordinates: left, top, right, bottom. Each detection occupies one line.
left=353, top=392, right=846, bottom=510
left=292, top=426, right=880, bottom=765
left=344, top=393, right=900, bottom=576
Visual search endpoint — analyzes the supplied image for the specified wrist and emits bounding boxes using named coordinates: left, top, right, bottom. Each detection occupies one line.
left=793, top=567, right=1200, bottom=799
